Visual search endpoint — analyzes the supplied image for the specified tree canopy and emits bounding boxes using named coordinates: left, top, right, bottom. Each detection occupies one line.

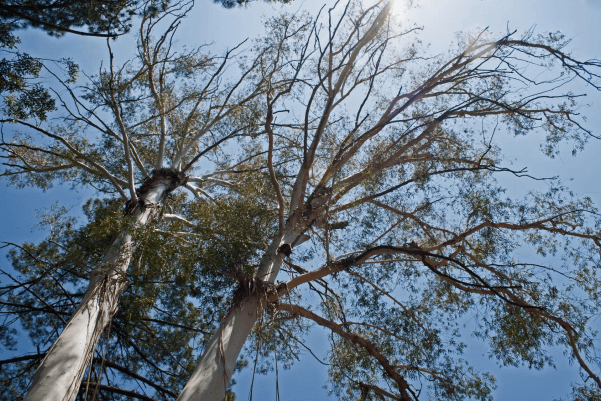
left=0, top=0, right=292, bottom=38
left=1, top=1, right=601, bottom=400
left=0, top=0, right=155, bottom=124
left=0, top=0, right=169, bottom=37
left=0, top=0, right=279, bottom=122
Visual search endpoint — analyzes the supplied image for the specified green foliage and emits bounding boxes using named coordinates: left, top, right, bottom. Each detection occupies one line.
left=0, top=1, right=167, bottom=37
left=0, top=23, right=52, bottom=120
left=0, top=22, right=80, bottom=121
left=0, top=185, right=278, bottom=398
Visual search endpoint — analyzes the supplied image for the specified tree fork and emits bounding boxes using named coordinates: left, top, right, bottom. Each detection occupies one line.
left=178, top=226, right=302, bottom=401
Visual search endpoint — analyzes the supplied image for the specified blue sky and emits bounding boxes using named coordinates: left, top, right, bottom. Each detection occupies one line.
left=2, top=0, right=601, bottom=399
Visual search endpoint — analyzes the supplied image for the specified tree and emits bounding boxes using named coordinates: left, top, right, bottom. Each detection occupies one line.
left=178, top=2, right=601, bottom=400
left=1, top=2, right=270, bottom=399
left=1, top=193, right=272, bottom=400
left=2, top=1, right=601, bottom=400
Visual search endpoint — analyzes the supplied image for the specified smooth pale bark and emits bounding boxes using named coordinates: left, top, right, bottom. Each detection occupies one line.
left=179, top=232, right=297, bottom=401
left=24, top=177, right=176, bottom=401
left=177, top=295, right=261, bottom=401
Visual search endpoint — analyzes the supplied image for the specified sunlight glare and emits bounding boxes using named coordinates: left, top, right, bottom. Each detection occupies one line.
left=391, top=0, right=410, bottom=21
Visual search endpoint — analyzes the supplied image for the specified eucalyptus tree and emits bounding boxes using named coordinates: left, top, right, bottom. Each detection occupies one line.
left=2, top=1, right=601, bottom=400
left=0, top=1, right=269, bottom=399
left=166, top=1, right=601, bottom=400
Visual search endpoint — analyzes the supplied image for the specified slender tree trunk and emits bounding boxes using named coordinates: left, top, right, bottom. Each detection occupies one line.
left=177, top=295, right=261, bottom=401
left=178, top=231, right=296, bottom=401
left=24, top=170, right=186, bottom=401
left=24, top=256, right=130, bottom=401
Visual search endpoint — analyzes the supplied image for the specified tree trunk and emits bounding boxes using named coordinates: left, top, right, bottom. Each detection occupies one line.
left=24, top=170, right=186, bottom=401
left=178, top=231, right=296, bottom=401
left=177, top=295, right=261, bottom=401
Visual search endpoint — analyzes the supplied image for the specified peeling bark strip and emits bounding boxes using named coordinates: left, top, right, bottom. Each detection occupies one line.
left=125, top=168, right=188, bottom=214
left=24, top=169, right=187, bottom=401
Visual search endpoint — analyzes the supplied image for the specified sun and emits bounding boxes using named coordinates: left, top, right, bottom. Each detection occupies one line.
left=390, top=0, right=411, bottom=26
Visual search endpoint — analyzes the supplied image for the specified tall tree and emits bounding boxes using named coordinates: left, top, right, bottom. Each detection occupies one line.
left=2, top=1, right=601, bottom=400
left=1, top=2, right=269, bottom=399
left=175, top=2, right=601, bottom=400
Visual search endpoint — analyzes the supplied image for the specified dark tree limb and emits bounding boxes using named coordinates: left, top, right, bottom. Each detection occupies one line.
left=80, top=382, right=157, bottom=400
left=93, top=358, right=177, bottom=398
left=278, top=303, right=415, bottom=401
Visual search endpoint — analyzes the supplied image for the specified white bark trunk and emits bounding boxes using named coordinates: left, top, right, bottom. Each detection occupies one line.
left=179, top=231, right=297, bottom=401
left=24, top=179, right=174, bottom=401
left=23, top=268, right=127, bottom=401
left=177, top=296, right=260, bottom=401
